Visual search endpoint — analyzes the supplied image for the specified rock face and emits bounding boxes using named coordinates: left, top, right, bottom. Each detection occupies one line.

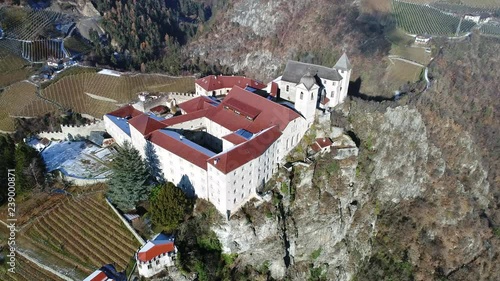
left=214, top=99, right=494, bottom=280
left=187, top=0, right=383, bottom=81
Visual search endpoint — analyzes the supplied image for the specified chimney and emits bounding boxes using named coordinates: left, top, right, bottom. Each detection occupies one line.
left=214, top=158, right=219, bottom=165
left=180, top=135, right=183, bottom=140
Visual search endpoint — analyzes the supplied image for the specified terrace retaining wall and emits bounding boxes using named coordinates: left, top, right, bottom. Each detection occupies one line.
left=105, top=198, right=146, bottom=245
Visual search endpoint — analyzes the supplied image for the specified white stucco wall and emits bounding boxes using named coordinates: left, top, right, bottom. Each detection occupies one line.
left=153, top=142, right=208, bottom=198
left=276, top=80, right=297, bottom=102
left=137, top=253, right=175, bottom=278
left=103, top=115, right=131, bottom=146
left=205, top=118, right=232, bottom=138
left=130, top=125, right=147, bottom=158
left=167, top=117, right=205, bottom=130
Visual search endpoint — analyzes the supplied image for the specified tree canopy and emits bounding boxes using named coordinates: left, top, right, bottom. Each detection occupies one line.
left=107, top=142, right=150, bottom=211
left=149, top=182, right=193, bottom=232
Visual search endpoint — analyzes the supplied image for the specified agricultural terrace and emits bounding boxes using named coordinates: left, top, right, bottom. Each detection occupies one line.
left=42, top=72, right=194, bottom=118
left=0, top=47, right=33, bottom=87
left=430, top=2, right=500, bottom=14
left=480, top=23, right=500, bottom=36
left=0, top=6, right=70, bottom=41
left=393, top=0, right=476, bottom=35
left=0, top=82, right=58, bottom=132
left=397, top=0, right=500, bottom=7
left=0, top=254, right=64, bottom=281
left=23, top=192, right=141, bottom=275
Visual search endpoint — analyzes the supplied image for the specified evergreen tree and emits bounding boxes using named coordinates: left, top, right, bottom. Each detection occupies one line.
left=107, top=142, right=150, bottom=211
left=0, top=135, right=16, bottom=204
left=149, top=182, right=193, bottom=232
left=144, top=141, right=164, bottom=184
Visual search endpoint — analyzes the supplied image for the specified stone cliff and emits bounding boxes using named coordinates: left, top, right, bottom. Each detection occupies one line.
left=213, top=97, right=496, bottom=280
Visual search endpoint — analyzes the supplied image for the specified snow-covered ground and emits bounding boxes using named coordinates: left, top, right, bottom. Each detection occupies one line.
left=41, top=141, right=115, bottom=179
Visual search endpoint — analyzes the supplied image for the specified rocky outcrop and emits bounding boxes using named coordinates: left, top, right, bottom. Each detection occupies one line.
left=213, top=99, right=493, bottom=280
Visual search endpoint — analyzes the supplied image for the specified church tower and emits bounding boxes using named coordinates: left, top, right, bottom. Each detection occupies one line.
left=294, top=71, right=319, bottom=125
left=334, top=53, right=352, bottom=102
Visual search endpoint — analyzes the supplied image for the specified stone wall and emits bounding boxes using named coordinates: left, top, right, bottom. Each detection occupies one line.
left=37, top=120, right=105, bottom=140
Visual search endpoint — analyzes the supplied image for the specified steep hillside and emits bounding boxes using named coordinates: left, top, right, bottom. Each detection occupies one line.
left=211, top=32, right=500, bottom=281
left=187, top=0, right=391, bottom=92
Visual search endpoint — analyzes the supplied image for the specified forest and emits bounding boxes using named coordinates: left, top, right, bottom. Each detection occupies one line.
left=89, top=0, right=230, bottom=74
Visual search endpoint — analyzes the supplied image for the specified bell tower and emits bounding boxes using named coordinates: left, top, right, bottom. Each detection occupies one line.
left=294, top=71, right=319, bottom=125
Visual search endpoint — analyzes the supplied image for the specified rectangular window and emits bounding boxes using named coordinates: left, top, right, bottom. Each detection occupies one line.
left=286, top=85, right=289, bottom=92
left=331, top=91, right=334, bottom=98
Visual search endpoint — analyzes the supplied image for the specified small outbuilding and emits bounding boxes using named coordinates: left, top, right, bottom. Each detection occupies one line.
left=136, top=233, right=177, bottom=278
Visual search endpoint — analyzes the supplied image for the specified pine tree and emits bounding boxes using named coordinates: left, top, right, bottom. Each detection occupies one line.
left=144, top=141, right=164, bottom=184
left=107, top=142, right=150, bottom=211
left=150, top=182, right=193, bottom=232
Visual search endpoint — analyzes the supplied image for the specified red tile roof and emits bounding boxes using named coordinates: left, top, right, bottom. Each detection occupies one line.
left=316, top=137, right=333, bottom=148
left=150, top=105, right=169, bottom=114
left=209, top=126, right=282, bottom=174
left=160, top=109, right=208, bottom=127
left=222, top=133, right=247, bottom=145
left=147, top=130, right=212, bottom=169
left=128, top=114, right=166, bottom=136
left=270, top=82, right=278, bottom=97
left=224, top=97, right=261, bottom=119
left=106, top=105, right=142, bottom=118
left=137, top=242, right=175, bottom=262
left=206, top=86, right=301, bottom=133
left=84, top=270, right=108, bottom=281
left=107, top=84, right=302, bottom=173
left=311, top=143, right=322, bottom=152
left=178, top=96, right=214, bottom=113
left=195, top=75, right=266, bottom=92
left=321, top=97, right=330, bottom=105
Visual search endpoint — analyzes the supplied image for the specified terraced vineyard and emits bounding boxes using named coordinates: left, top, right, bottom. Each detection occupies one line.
left=23, top=193, right=141, bottom=272
left=400, top=0, right=500, bottom=6
left=42, top=72, right=194, bottom=118
left=0, top=47, right=33, bottom=87
left=430, top=2, right=500, bottom=14
left=0, top=255, right=64, bottom=281
left=480, top=23, right=500, bottom=36
left=0, top=7, right=70, bottom=41
left=393, top=0, right=476, bottom=35
left=0, top=82, right=58, bottom=132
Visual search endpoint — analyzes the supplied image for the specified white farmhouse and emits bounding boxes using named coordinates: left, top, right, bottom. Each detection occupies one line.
left=136, top=233, right=177, bottom=278
left=464, top=14, right=481, bottom=23
left=104, top=53, right=351, bottom=217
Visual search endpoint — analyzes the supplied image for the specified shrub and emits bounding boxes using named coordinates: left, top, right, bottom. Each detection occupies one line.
left=310, top=248, right=322, bottom=260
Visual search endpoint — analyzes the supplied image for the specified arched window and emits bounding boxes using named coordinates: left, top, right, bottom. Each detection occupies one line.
left=311, top=92, right=314, bottom=100
left=300, top=92, right=303, bottom=100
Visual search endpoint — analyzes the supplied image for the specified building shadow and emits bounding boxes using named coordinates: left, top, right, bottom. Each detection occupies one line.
left=177, top=175, right=195, bottom=198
